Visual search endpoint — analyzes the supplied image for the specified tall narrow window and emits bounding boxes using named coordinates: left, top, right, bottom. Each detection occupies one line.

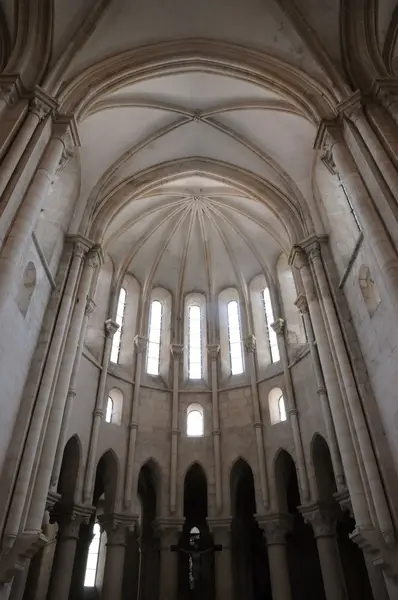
left=188, top=305, right=202, bottom=379
left=278, top=394, right=287, bottom=422
left=110, top=288, right=126, bottom=363
left=262, top=288, right=280, bottom=363
left=84, top=523, right=101, bottom=587
left=187, top=404, right=204, bottom=437
left=147, top=300, right=162, bottom=375
left=105, top=397, right=113, bottom=423
left=227, top=300, right=244, bottom=375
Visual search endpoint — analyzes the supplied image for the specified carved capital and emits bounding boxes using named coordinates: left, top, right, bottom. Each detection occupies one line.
left=300, top=504, right=337, bottom=538
left=207, top=344, right=220, bottom=360
left=288, top=245, right=308, bottom=270
left=270, top=318, right=285, bottom=336
left=244, top=333, right=256, bottom=353
left=0, top=75, right=23, bottom=107
left=86, top=245, right=103, bottom=269
left=334, top=489, right=353, bottom=518
left=257, top=514, right=293, bottom=545
left=337, top=90, right=363, bottom=124
left=85, top=298, right=96, bottom=316
left=306, top=241, right=321, bottom=262
left=51, top=503, right=94, bottom=539
left=105, top=318, right=119, bottom=338
left=294, top=294, right=308, bottom=314
left=170, top=343, right=184, bottom=359
left=134, top=335, right=148, bottom=354
left=153, top=517, right=184, bottom=546
left=98, top=513, right=138, bottom=545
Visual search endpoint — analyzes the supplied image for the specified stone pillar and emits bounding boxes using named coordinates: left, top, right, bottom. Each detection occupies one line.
left=83, top=318, right=119, bottom=503
left=290, top=247, right=371, bottom=530
left=3, top=238, right=88, bottom=547
left=271, top=318, right=310, bottom=502
left=69, top=523, right=94, bottom=600
left=25, top=246, right=102, bottom=534
left=208, top=518, right=234, bottom=600
left=124, top=335, right=148, bottom=509
left=317, top=122, right=398, bottom=310
left=306, top=240, right=393, bottom=543
left=208, top=344, right=223, bottom=514
left=258, top=514, right=293, bottom=600
left=295, top=294, right=345, bottom=490
left=301, top=505, right=347, bottom=600
left=169, top=344, right=184, bottom=514
left=244, top=334, right=269, bottom=510
left=0, top=117, right=79, bottom=317
left=51, top=297, right=96, bottom=489
left=154, top=519, right=183, bottom=600
left=99, top=514, right=137, bottom=600
left=47, top=505, right=93, bottom=600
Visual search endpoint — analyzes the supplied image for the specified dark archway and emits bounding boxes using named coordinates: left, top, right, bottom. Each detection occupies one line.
left=312, top=435, right=376, bottom=600
left=275, top=450, right=325, bottom=600
left=137, top=459, right=161, bottom=600
left=231, top=458, right=271, bottom=600
left=179, top=463, right=214, bottom=600
left=57, top=435, right=81, bottom=504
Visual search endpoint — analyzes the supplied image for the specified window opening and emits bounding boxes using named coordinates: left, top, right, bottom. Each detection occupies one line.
left=110, top=288, right=126, bottom=363
left=187, top=406, right=204, bottom=437
left=147, top=300, right=162, bottom=375
left=188, top=305, right=202, bottom=379
left=84, top=523, right=101, bottom=587
left=227, top=300, right=244, bottom=375
left=278, top=394, right=287, bottom=422
left=262, top=288, right=280, bottom=363
left=105, top=397, right=113, bottom=423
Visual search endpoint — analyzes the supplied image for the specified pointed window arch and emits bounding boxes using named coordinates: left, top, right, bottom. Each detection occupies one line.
left=147, top=300, right=163, bottom=375
left=227, top=300, right=244, bottom=375
left=188, top=305, right=202, bottom=379
left=187, top=404, right=204, bottom=437
left=110, top=287, right=126, bottom=363
left=262, top=287, right=280, bottom=363
left=269, top=387, right=287, bottom=425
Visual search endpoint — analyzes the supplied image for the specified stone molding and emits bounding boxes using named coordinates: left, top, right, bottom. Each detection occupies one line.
left=256, top=513, right=293, bottom=545
left=134, top=334, right=148, bottom=354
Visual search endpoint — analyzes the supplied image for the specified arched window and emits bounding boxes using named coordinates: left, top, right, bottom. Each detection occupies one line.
left=278, top=394, right=287, bottom=422
left=105, top=397, right=113, bottom=423
left=188, top=305, right=202, bottom=379
left=358, top=265, right=381, bottom=317
left=187, top=404, right=204, bottom=437
left=147, top=300, right=163, bottom=375
left=110, top=287, right=126, bottom=363
left=262, top=288, right=280, bottom=363
left=227, top=300, right=244, bottom=375
left=17, top=261, right=36, bottom=316
left=84, top=523, right=101, bottom=587
left=269, top=387, right=287, bottom=425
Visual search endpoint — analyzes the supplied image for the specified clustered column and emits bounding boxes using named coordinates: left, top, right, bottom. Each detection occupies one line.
left=169, top=344, right=184, bottom=514
left=245, top=334, right=269, bottom=510
left=258, top=514, right=293, bottom=600
left=207, top=344, right=222, bottom=513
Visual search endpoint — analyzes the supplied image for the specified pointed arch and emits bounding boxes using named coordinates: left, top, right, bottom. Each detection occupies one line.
left=57, top=434, right=82, bottom=503
left=184, top=462, right=208, bottom=523
left=311, top=433, right=337, bottom=503
left=93, top=449, right=119, bottom=511
left=273, top=448, right=300, bottom=513
left=230, top=457, right=256, bottom=516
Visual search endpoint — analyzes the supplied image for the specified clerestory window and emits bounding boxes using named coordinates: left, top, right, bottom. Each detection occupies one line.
left=188, top=305, right=202, bottom=379
left=110, top=288, right=126, bottom=363
left=227, top=300, right=244, bottom=375
left=147, top=300, right=162, bottom=375
left=262, top=288, right=280, bottom=363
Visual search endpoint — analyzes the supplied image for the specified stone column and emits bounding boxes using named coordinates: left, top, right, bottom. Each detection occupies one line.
left=244, top=334, right=269, bottom=510
left=99, top=514, right=137, bottom=600
left=271, top=318, right=310, bottom=502
left=51, top=297, right=96, bottom=489
left=290, top=247, right=371, bottom=531
left=317, top=123, right=398, bottom=310
left=47, top=505, right=92, bottom=600
left=154, top=519, right=183, bottom=600
left=3, top=238, right=88, bottom=547
left=0, top=117, right=79, bottom=317
left=25, top=246, right=102, bottom=534
left=69, top=523, right=94, bottom=600
left=169, top=344, right=184, bottom=514
left=208, top=345, right=223, bottom=514
left=307, top=240, right=393, bottom=543
left=295, top=294, right=345, bottom=490
left=208, top=518, right=234, bottom=600
left=124, top=335, right=148, bottom=509
left=83, top=318, right=119, bottom=504
left=301, top=505, right=347, bottom=600
left=258, top=514, right=293, bottom=600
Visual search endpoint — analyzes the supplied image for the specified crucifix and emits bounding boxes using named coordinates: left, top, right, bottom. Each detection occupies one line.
left=171, top=536, right=222, bottom=596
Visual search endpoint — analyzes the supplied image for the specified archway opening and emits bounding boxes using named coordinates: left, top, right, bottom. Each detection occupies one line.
left=231, top=458, right=271, bottom=600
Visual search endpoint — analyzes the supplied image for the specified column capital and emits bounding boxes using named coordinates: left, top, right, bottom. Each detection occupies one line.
left=207, top=344, right=220, bottom=360
left=0, top=74, right=24, bottom=107
left=299, top=503, right=337, bottom=538
left=50, top=503, right=95, bottom=539
left=270, top=318, right=285, bottom=336
left=336, top=90, right=363, bottom=123
left=86, top=244, right=104, bottom=268
left=134, top=335, right=148, bottom=353
left=256, top=513, right=293, bottom=545
left=85, top=298, right=96, bottom=316
left=207, top=516, right=232, bottom=532
left=153, top=517, right=184, bottom=548
left=294, top=294, right=309, bottom=314
left=98, top=513, right=138, bottom=545
left=288, top=245, right=308, bottom=269
left=371, top=78, right=398, bottom=108
left=244, top=333, right=256, bottom=353
left=333, top=489, right=353, bottom=518
left=170, top=343, right=184, bottom=359
left=53, top=113, right=81, bottom=148
left=29, top=87, right=58, bottom=120
left=105, top=318, right=119, bottom=338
